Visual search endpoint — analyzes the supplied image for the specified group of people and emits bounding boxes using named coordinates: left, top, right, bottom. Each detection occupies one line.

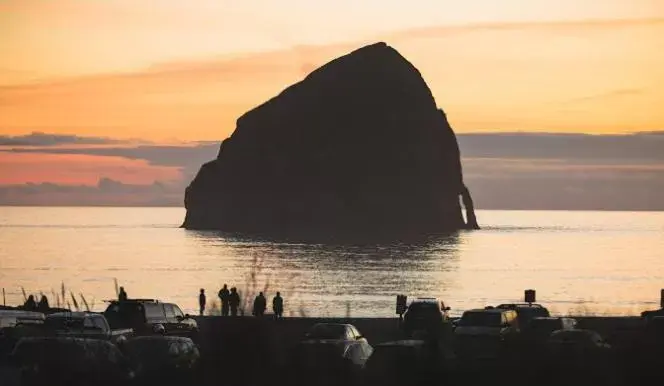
left=22, top=294, right=50, bottom=312
left=198, top=284, right=284, bottom=318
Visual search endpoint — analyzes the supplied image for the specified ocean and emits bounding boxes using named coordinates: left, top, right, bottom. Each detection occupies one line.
left=1, top=207, right=662, bottom=317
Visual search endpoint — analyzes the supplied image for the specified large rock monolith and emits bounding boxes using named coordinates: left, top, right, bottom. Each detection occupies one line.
left=182, top=42, right=479, bottom=236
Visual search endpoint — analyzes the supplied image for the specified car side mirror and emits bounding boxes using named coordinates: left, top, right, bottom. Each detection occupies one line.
left=355, top=335, right=363, bottom=340
left=184, top=314, right=191, bottom=319
left=444, top=307, right=451, bottom=311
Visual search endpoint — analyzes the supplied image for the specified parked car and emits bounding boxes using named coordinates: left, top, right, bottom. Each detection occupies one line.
left=10, top=336, right=135, bottom=386
left=121, top=335, right=200, bottom=386
left=43, top=312, right=133, bottom=344
left=495, top=303, right=550, bottom=326
left=523, top=317, right=577, bottom=344
left=546, top=329, right=613, bottom=383
left=290, top=339, right=372, bottom=386
left=453, top=308, right=520, bottom=359
left=547, top=329, right=611, bottom=354
left=402, top=298, right=450, bottom=336
left=362, top=340, right=448, bottom=386
left=103, top=299, right=198, bottom=341
left=304, top=323, right=368, bottom=344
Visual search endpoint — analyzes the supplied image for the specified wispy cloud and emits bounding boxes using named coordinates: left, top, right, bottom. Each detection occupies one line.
left=0, top=132, right=133, bottom=146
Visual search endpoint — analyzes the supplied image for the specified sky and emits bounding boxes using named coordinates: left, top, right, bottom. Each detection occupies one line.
left=0, top=0, right=663, bottom=209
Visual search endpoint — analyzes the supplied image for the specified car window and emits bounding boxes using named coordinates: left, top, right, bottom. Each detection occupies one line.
left=163, top=304, right=177, bottom=321
left=460, top=312, right=502, bottom=327
left=144, top=304, right=165, bottom=321
left=171, top=305, right=185, bottom=319
left=92, top=316, right=107, bottom=331
left=345, top=327, right=355, bottom=340
left=83, top=318, right=95, bottom=329
left=104, top=303, right=145, bottom=328
left=506, top=312, right=517, bottom=325
left=407, top=302, right=441, bottom=317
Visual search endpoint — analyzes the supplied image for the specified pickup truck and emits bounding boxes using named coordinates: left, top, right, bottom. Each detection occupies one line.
left=43, top=312, right=133, bottom=344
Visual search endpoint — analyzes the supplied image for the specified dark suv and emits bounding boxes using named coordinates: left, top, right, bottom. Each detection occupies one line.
left=402, top=298, right=450, bottom=336
left=103, top=300, right=198, bottom=341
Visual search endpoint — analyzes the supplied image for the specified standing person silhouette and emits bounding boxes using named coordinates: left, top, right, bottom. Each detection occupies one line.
left=199, top=289, right=206, bottom=316
left=252, top=292, right=266, bottom=317
left=23, top=295, right=37, bottom=311
left=37, top=295, right=50, bottom=312
left=272, top=292, right=284, bottom=320
left=229, top=287, right=240, bottom=316
left=118, top=287, right=128, bottom=301
left=218, top=284, right=230, bottom=316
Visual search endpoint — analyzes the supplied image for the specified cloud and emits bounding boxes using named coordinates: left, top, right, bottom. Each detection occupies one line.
left=457, top=131, right=664, bottom=162
left=0, top=131, right=131, bottom=146
left=0, top=178, right=182, bottom=207
left=1, top=131, right=664, bottom=210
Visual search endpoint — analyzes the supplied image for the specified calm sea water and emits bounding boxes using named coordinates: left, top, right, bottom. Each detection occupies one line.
left=0, top=207, right=662, bottom=317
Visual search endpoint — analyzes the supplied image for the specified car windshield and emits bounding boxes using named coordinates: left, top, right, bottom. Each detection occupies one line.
left=104, top=303, right=144, bottom=328
left=45, top=317, right=86, bottom=330
left=307, top=324, right=346, bottom=339
left=407, top=302, right=440, bottom=314
left=459, top=312, right=502, bottom=327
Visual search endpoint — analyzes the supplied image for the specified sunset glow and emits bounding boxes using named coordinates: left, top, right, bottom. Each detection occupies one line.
left=1, top=0, right=663, bottom=203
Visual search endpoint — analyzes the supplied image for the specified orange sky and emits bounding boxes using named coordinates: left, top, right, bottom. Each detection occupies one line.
left=0, top=1, right=663, bottom=195
left=0, top=0, right=662, bottom=142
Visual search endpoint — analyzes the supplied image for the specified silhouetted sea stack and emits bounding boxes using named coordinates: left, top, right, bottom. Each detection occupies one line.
left=182, top=42, right=479, bottom=237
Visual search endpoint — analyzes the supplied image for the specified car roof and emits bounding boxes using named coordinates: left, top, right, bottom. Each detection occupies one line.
left=464, top=308, right=510, bottom=314
left=106, top=299, right=160, bottom=304
left=47, top=312, right=97, bottom=318
left=376, top=340, right=427, bottom=347
left=411, top=298, right=439, bottom=303
left=497, top=303, right=546, bottom=309
left=311, top=323, right=352, bottom=328
left=127, top=335, right=193, bottom=343
left=17, top=336, right=111, bottom=344
left=0, top=310, right=45, bottom=319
